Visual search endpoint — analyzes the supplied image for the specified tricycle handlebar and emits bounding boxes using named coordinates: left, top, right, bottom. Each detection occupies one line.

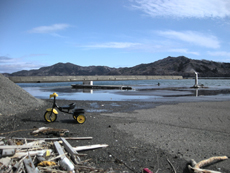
left=50, top=92, right=58, bottom=98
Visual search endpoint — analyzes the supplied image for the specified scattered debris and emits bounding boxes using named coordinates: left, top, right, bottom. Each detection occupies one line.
left=188, top=156, right=228, bottom=173
left=0, top=127, right=229, bottom=172
left=143, top=168, right=153, bottom=173
left=74, top=144, right=109, bottom=152
left=108, top=152, right=136, bottom=172
left=167, top=158, right=177, bottom=173
left=31, top=127, right=70, bottom=137
left=9, top=136, right=93, bottom=141
left=0, top=134, right=108, bottom=172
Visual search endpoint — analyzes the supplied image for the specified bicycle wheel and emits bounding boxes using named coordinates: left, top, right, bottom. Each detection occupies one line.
left=44, top=111, right=57, bottom=122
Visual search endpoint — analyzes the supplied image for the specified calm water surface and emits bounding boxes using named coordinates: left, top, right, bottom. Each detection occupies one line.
left=17, top=79, right=230, bottom=102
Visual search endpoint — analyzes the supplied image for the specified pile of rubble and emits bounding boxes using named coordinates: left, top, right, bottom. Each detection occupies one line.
left=0, top=127, right=229, bottom=173
left=0, top=127, right=108, bottom=173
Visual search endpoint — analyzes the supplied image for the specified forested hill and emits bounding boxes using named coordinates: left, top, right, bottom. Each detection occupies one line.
left=6, top=56, right=230, bottom=77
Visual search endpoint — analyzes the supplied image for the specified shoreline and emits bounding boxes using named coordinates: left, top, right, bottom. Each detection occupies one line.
left=0, top=99, right=230, bottom=172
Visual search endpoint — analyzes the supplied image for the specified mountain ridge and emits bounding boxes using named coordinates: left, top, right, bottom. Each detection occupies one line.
left=4, top=56, right=230, bottom=77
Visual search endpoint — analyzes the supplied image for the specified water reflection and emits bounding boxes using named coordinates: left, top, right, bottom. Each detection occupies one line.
left=83, top=89, right=93, bottom=93
left=23, top=86, right=151, bottom=101
left=18, top=79, right=230, bottom=102
left=196, top=89, right=198, bottom=97
left=191, top=88, right=230, bottom=97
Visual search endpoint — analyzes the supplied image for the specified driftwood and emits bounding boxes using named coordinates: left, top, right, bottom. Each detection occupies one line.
left=12, top=154, right=28, bottom=171
left=108, top=152, right=136, bottom=172
left=167, top=158, right=177, bottom=173
left=61, top=137, right=81, bottom=164
left=54, top=141, right=75, bottom=171
left=0, top=128, right=36, bottom=135
left=1, top=133, right=228, bottom=173
left=0, top=157, right=11, bottom=168
left=73, top=144, right=109, bottom=151
left=188, top=156, right=228, bottom=173
left=22, top=139, right=45, bottom=146
left=23, top=154, right=39, bottom=173
left=0, top=134, right=109, bottom=172
left=9, top=136, right=93, bottom=140
left=0, top=144, right=40, bottom=149
left=31, top=127, right=69, bottom=137
left=12, top=149, right=53, bottom=159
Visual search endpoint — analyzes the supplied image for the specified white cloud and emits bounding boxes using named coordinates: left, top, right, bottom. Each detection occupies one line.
left=131, top=0, right=230, bottom=18
left=28, top=24, right=70, bottom=33
left=79, top=40, right=202, bottom=56
left=169, top=49, right=200, bottom=55
left=157, top=30, right=220, bottom=48
left=0, top=56, right=14, bottom=63
left=0, top=63, right=43, bottom=73
left=81, top=42, right=142, bottom=49
left=208, top=51, right=230, bottom=57
left=0, top=55, right=47, bottom=73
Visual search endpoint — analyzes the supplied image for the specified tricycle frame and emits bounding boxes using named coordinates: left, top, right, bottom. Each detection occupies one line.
left=44, top=93, right=86, bottom=124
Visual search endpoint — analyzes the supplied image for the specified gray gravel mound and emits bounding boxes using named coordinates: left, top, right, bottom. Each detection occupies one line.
left=0, top=73, right=45, bottom=116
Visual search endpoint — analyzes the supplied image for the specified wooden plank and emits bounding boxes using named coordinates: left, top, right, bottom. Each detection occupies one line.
left=73, top=144, right=108, bottom=151
left=7, top=136, right=93, bottom=141
left=53, top=141, right=75, bottom=171
left=53, top=141, right=65, bottom=159
left=61, top=137, right=80, bottom=164
left=12, top=149, right=52, bottom=159
left=23, top=154, right=39, bottom=173
left=0, top=145, right=38, bottom=149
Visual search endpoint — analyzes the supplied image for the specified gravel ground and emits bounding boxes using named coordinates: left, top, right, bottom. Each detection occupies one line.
left=0, top=99, right=230, bottom=173
left=0, top=74, right=45, bottom=116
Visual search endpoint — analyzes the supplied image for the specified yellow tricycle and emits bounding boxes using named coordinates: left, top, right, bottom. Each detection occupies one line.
left=44, top=93, right=86, bottom=124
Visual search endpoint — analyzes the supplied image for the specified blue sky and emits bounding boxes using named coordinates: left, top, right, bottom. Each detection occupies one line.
left=1, top=0, right=230, bottom=73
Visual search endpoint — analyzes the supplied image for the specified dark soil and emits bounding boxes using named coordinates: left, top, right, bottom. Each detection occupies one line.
left=0, top=99, right=192, bottom=173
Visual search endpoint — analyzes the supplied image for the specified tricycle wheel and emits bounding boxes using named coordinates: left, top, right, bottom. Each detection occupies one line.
left=44, top=111, right=57, bottom=122
left=73, top=114, right=86, bottom=124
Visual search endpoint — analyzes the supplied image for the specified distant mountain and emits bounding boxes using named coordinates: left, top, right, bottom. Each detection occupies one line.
left=8, top=63, right=120, bottom=76
left=120, top=56, right=230, bottom=77
left=6, top=56, right=230, bottom=77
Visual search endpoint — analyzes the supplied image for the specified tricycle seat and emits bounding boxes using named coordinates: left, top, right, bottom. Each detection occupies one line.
left=59, top=103, right=76, bottom=110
